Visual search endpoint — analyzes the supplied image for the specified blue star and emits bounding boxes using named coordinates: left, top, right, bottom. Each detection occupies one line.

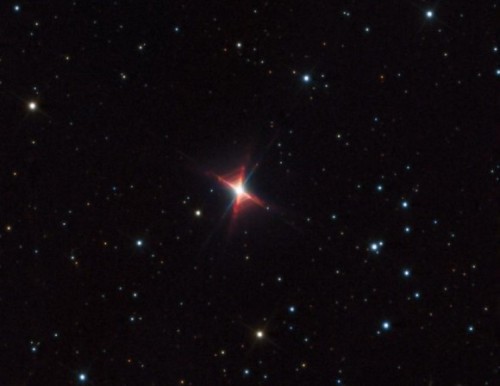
left=13, top=4, right=21, bottom=12
left=426, top=10, right=434, bottom=19
left=370, top=241, right=384, bottom=254
left=289, top=306, right=296, bottom=313
left=78, top=373, right=87, bottom=382
left=403, top=269, right=411, bottom=277
left=401, top=200, right=409, bottom=209
left=136, top=239, right=143, bottom=247
left=404, top=226, right=411, bottom=233
left=382, top=321, right=391, bottom=330
left=303, top=74, right=311, bottom=83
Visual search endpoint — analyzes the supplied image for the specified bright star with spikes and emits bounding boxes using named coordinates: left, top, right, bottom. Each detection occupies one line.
left=212, top=166, right=265, bottom=216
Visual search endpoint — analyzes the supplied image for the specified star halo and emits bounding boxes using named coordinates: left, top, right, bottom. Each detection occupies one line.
left=212, top=165, right=265, bottom=217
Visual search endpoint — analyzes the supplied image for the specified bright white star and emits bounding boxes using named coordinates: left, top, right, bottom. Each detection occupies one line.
left=233, top=184, right=245, bottom=196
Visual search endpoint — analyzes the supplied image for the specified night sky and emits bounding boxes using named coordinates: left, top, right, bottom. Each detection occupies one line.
left=1, top=1, right=499, bottom=385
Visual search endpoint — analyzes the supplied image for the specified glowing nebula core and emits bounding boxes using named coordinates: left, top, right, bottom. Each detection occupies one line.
left=212, top=166, right=264, bottom=215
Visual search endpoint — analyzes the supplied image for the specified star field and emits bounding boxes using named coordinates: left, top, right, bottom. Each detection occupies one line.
left=1, top=1, right=499, bottom=385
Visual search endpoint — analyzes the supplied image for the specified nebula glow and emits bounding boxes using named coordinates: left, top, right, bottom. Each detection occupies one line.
left=212, top=166, right=265, bottom=216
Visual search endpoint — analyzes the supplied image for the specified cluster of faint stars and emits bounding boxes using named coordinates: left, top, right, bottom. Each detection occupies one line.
left=7, top=3, right=492, bottom=384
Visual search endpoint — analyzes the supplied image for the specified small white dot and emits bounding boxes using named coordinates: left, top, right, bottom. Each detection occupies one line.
left=194, top=209, right=202, bottom=217
left=136, top=240, right=143, bottom=247
left=256, top=330, right=264, bottom=339
left=28, top=102, right=37, bottom=111
left=426, top=10, right=434, bottom=18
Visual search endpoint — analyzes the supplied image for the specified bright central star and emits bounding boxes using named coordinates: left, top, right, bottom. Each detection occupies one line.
left=233, top=184, right=245, bottom=196
left=210, top=165, right=265, bottom=218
